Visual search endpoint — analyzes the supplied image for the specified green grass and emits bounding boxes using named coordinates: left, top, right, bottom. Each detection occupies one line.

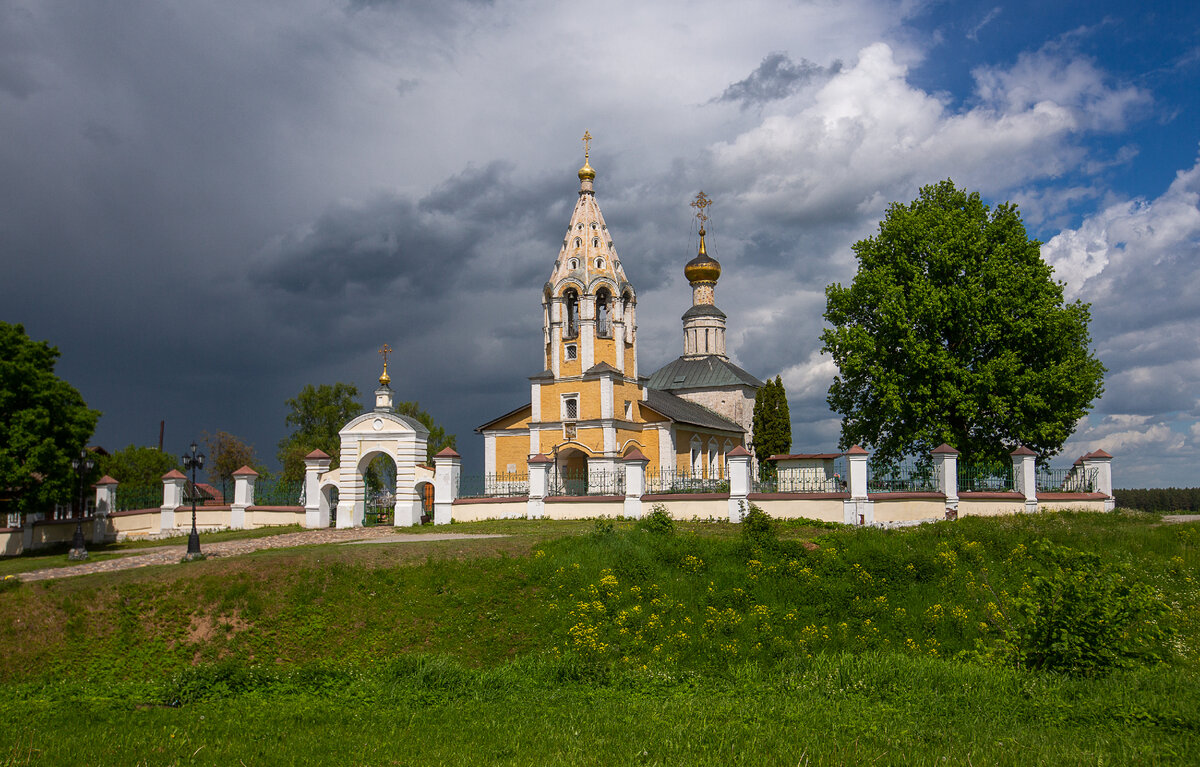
left=0, top=510, right=1197, bottom=764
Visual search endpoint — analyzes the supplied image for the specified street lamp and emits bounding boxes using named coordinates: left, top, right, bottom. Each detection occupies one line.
left=68, top=449, right=95, bottom=561
left=181, top=441, right=205, bottom=559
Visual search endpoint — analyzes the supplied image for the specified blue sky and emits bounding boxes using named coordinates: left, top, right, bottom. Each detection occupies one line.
left=1, top=0, right=1198, bottom=487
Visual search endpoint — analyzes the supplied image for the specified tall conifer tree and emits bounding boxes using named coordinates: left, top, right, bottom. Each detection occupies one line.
left=752, top=376, right=791, bottom=479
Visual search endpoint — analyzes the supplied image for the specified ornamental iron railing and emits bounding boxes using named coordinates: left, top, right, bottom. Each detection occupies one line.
left=457, top=473, right=530, bottom=499
left=549, top=469, right=625, bottom=497
left=957, top=464, right=1015, bottom=492
left=754, top=455, right=847, bottom=494
left=867, top=460, right=941, bottom=493
left=253, top=477, right=304, bottom=506
left=1036, top=466, right=1098, bottom=493
left=363, top=492, right=392, bottom=527
left=753, top=473, right=845, bottom=494
left=645, top=468, right=728, bottom=495
left=115, top=484, right=163, bottom=512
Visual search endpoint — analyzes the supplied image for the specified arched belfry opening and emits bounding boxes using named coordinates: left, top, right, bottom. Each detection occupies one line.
left=596, top=288, right=612, bottom=337
left=564, top=288, right=580, bottom=339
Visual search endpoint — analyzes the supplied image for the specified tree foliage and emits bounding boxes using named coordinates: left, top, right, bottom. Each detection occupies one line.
left=396, top=401, right=457, bottom=464
left=1113, top=487, right=1200, bottom=513
left=751, top=376, right=791, bottom=476
left=0, top=322, right=100, bottom=514
left=97, top=445, right=180, bottom=487
left=202, top=431, right=264, bottom=485
left=277, top=383, right=362, bottom=481
left=822, top=180, right=1105, bottom=466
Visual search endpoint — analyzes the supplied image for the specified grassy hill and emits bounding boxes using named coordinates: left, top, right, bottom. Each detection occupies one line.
left=1, top=511, right=1197, bottom=765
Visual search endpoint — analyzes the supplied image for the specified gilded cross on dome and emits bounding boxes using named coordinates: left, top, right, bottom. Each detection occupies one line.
left=690, top=191, right=712, bottom=227
left=378, top=343, right=393, bottom=386
left=581, top=130, right=592, bottom=160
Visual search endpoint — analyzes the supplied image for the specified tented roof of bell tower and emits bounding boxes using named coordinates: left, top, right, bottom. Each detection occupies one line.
left=546, top=138, right=632, bottom=297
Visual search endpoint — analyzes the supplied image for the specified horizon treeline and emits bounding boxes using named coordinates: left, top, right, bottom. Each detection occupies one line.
left=1114, top=487, right=1200, bottom=512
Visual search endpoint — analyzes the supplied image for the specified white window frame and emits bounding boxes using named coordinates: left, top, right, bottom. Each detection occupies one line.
left=561, top=393, right=580, bottom=422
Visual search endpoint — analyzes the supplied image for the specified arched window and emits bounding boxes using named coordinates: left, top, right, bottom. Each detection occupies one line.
left=574, top=237, right=582, bottom=248
left=708, top=439, right=720, bottom=479
left=596, top=288, right=612, bottom=337
left=593, top=237, right=600, bottom=248
left=564, top=288, right=579, bottom=338
left=691, top=436, right=703, bottom=475
left=568, top=258, right=579, bottom=270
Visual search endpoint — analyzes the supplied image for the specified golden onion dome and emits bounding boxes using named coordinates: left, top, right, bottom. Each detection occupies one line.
left=578, top=158, right=595, bottom=181
left=684, top=229, right=721, bottom=283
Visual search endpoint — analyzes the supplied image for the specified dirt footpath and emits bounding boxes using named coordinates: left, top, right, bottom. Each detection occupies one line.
left=15, top=527, right=509, bottom=583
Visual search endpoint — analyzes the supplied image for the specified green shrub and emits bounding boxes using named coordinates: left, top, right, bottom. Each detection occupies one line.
left=740, top=503, right=776, bottom=546
left=977, top=539, right=1175, bottom=677
left=637, top=504, right=675, bottom=536
left=591, top=517, right=616, bottom=538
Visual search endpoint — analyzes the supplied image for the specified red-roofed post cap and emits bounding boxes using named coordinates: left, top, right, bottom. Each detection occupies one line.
left=623, top=448, right=649, bottom=462
left=232, top=466, right=259, bottom=477
left=1010, top=446, right=1037, bottom=457
left=931, top=444, right=959, bottom=455
left=434, top=447, right=461, bottom=459
left=528, top=454, right=554, bottom=464
left=305, top=448, right=330, bottom=460
left=162, top=469, right=186, bottom=480
left=728, top=445, right=752, bottom=458
left=93, top=475, right=119, bottom=486
left=844, top=445, right=869, bottom=456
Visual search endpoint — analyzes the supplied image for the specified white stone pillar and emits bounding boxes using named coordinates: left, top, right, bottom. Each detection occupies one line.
left=931, top=444, right=959, bottom=513
left=726, top=445, right=752, bottom=522
left=161, top=469, right=186, bottom=534
left=843, top=445, right=874, bottom=526
left=92, top=476, right=117, bottom=544
left=231, top=466, right=258, bottom=529
left=527, top=454, right=552, bottom=520
left=1081, top=449, right=1115, bottom=511
left=304, top=450, right=333, bottom=528
left=433, top=447, right=462, bottom=526
left=1011, top=446, right=1039, bottom=513
left=623, top=449, right=648, bottom=519
left=393, top=437, right=425, bottom=528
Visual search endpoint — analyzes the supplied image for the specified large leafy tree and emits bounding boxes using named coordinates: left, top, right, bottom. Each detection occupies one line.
left=751, top=376, right=791, bottom=477
left=821, top=180, right=1105, bottom=466
left=277, top=382, right=362, bottom=481
left=97, top=445, right=180, bottom=487
left=202, top=430, right=265, bottom=485
left=0, top=322, right=100, bottom=515
left=397, top=401, right=457, bottom=464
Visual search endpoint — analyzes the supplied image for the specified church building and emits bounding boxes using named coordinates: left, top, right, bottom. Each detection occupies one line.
left=476, top=135, right=764, bottom=483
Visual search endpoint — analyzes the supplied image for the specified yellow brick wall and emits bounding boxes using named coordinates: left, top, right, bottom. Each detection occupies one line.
left=593, top=335, right=617, bottom=369
left=489, top=407, right=532, bottom=430
left=495, top=433, right=531, bottom=473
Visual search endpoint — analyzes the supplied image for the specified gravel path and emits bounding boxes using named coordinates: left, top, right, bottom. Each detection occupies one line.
left=15, top=528, right=509, bottom=583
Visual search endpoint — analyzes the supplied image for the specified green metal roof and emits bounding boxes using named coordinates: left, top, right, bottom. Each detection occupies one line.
left=646, top=356, right=765, bottom=392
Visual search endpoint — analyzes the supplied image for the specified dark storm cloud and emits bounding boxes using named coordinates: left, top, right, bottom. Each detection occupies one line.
left=715, top=53, right=842, bottom=109
left=253, top=162, right=570, bottom=308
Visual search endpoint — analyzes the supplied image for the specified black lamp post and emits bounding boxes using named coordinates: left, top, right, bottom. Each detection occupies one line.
left=182, top=441, right=205, bottom=559
left=68, top=449, right=95, bottom=561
